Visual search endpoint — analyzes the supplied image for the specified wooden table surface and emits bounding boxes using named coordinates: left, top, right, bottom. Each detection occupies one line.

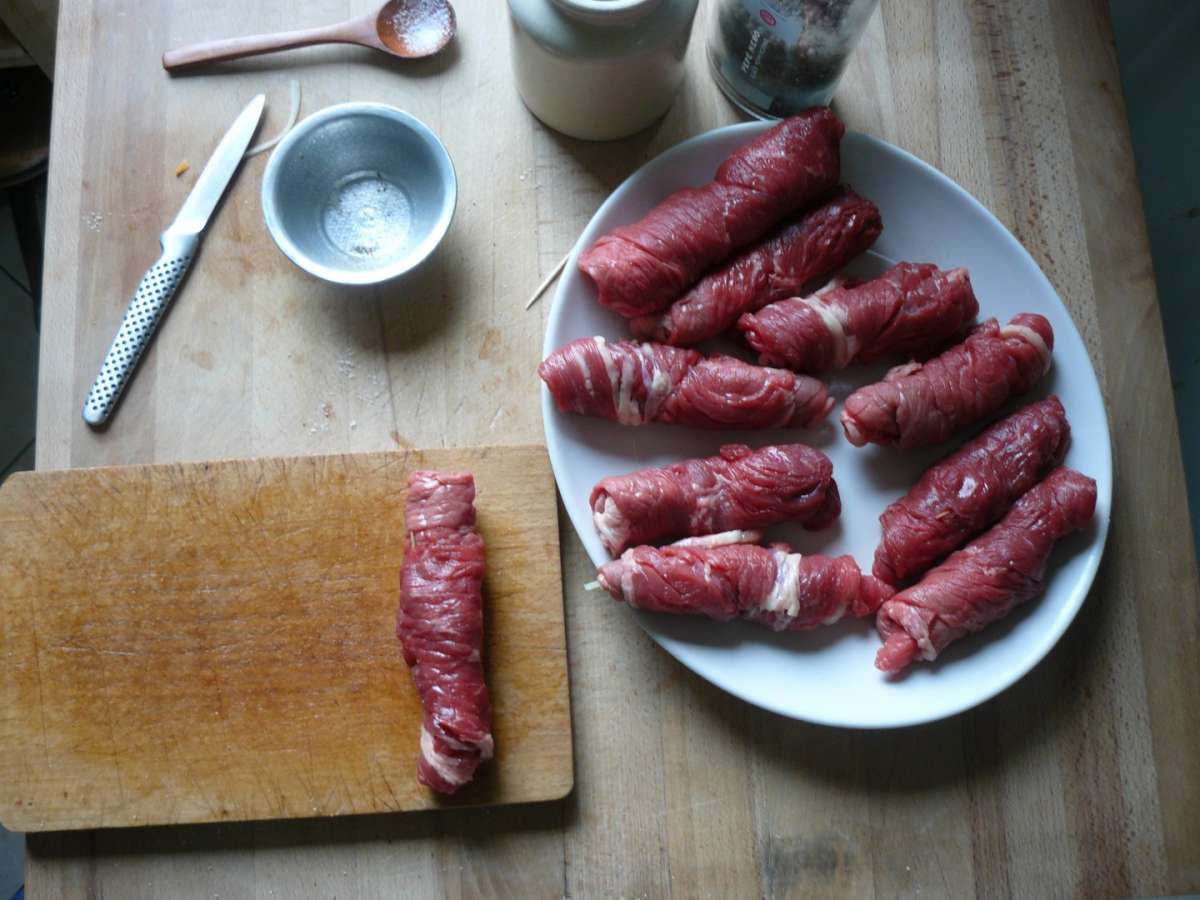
left=29, top=0, right=1200, bottom=896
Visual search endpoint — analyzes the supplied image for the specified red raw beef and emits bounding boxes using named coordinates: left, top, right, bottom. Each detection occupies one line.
left=589, top=443, right=839, bottom=556
left=597, top=532, right=894, bottom=631
left=873, top=396, right=1070, bottom=585
left=578, top=108, right=844, bottom=318
left=841, top=313, right=1054, bottom=448
left=874, top=467, right=1096, bottom=674
left=398, top=471, right=493, bottom=794
left=739, top=262, right=978, bottom=373
left=538, top=337, right=833, bottom=430
left=628, top=188, right=882, bottom=346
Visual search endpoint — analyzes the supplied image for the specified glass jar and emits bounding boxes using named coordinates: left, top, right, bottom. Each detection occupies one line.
left=707, top=0, right=880, bottom=119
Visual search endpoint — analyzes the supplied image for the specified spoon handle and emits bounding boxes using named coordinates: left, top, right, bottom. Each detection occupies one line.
left=163, top=22, right=364, bottom=70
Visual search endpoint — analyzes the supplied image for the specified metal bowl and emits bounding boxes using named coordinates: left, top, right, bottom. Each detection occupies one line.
left=261, top=103, right=456, bottom=285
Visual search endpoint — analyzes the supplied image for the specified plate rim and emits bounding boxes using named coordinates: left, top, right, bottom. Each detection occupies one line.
left=541, top=120, right=1113, bottom=728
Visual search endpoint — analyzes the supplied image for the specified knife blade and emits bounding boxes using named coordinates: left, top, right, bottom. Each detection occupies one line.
left=82, top=94, right=266, bottom=427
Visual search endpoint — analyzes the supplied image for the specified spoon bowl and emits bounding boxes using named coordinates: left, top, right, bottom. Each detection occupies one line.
left=163, top=0, right=457, bottom=71
left=376, top=0, right=457, bottom=58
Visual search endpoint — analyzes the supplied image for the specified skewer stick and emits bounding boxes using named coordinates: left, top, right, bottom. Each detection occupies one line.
left=525, top=253, right=568, bottom=309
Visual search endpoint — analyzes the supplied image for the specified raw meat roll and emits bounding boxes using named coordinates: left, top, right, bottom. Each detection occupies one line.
left=841, top=313, right=1054, bottom=448
left=874, top=467, right=1097, bottom=674
left=873, top=396, right=1070, bottom=585
left=597, top=531, right=894, bottom=632
left=629, top=188, right=883, bottom=346
left=398, top=471, right=494, bottom=794
left=579, top=108, right=844, bottom=318
left=590, top=443, right=840, bottom=556
left=738, top=262, right=978, bottom=373
left=539, top=337, right=833, bottom=430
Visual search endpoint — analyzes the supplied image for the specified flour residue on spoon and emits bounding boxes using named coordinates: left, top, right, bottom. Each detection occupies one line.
left=389, top=0, right=454, bottom=56
left=321, top=173, right=412, bottom=261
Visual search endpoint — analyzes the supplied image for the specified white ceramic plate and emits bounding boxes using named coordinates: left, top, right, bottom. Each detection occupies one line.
left=542, top=123, right=1112, bottom=728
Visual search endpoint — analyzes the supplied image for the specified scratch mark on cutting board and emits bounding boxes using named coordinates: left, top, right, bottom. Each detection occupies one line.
left=301, top=733, right=320, bottom=811
left=375, top=754, right=402, bottom=810
left=97, top=651, right=127, bottom=811
left=27, top=599, right=51, bottom=768
left=53, top=644, right=135, bottom=657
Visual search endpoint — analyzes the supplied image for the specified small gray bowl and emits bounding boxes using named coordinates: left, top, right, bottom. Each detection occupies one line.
left=262, top=103, right=456, bottom=285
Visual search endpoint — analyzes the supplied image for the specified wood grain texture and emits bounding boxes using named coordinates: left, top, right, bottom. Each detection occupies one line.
left=0, top=446, right=572, bottom=831
left=27, top=0, right=1200, bottom=895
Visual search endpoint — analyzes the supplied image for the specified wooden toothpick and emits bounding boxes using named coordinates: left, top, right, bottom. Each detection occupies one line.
left=525, top=254, right=569, bottom=310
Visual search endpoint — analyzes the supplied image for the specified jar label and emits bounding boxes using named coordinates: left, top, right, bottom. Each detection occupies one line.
left=751, top=2, right=807, bottom=46
left=712, top=0, right=876, bottom=117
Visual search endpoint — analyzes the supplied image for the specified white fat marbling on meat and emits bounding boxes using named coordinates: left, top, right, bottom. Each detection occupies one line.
left=616, top=353, right=641, bottom=425
left=595, top=336, right=645, bottom=425
left=821, top=603, right=847, bottom=626
left=840, top=409, right=866, bottom=446
left=1000, top=323, right=1052, bottom=375
left=420, top=724, right=466, bottom=787
left=642, top=367, right=671, bottom=421
left=760, top=547, right=804, bottom=622
left=691, top=480, right=724, bottom=528
left=619, top=564, right=636, bottom=605
left=799, top=295, right=850, bottom=368
left=815, top=276, right=846, bottom=295
left=670, top=529, right=764, bottom=548
left=593, top=336, right=619, bottom=404
left=888, top=605, right=938, bottom=661
left=592, top=493, right=630, bottom=555
left=845, top=325, right=861, bottom=362
left=958, top=475, right=978, bottom=499
left=573, top=339, right=596, bottom=397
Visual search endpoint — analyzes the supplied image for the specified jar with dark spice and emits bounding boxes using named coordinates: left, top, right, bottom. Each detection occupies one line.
left=708, top=0, right=879, bottom=119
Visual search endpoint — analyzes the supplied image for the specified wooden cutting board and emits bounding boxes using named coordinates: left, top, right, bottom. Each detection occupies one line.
left=0, top=445, right=573, bottom=831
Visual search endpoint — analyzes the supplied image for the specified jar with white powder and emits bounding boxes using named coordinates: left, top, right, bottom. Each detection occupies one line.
left=507, top=0, right=700, bottom=141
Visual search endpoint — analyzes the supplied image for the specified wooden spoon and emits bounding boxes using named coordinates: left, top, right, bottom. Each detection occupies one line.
left=162, top=0, right=457, bottom=71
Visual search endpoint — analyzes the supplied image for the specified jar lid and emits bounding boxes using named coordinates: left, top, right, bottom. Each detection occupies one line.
left=509, top=0, right=696, bottom=58
left=549, top=0, right=663, bottom=26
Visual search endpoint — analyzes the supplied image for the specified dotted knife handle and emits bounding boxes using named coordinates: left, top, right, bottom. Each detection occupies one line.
left=82, top=233, right=198, bottom=427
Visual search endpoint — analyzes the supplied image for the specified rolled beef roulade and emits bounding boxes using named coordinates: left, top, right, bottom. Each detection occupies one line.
left=841, top=314, right=1053, bottom=449
left=738, top=262, right=978, bottom=373
left=590, top=443, right=840, bottom=556
left=539, top=337, right=833, bottom=430
left=629, top=188, right=883, bottom=346
left=579, top=108, right=845, bottom=318
left=875, top=467, right=1096, bottom=674
left=597, top=532, right=894, bottom=632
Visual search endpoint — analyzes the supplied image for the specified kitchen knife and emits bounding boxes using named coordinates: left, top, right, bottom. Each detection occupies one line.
left=82, top=93, right=266, bottom=427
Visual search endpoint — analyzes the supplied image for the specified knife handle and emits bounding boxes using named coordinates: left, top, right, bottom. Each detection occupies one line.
left=82, top=232, right=199, bottom=427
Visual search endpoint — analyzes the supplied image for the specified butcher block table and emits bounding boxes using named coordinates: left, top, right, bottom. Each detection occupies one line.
left=27, top=0, right=1200, bottom=896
